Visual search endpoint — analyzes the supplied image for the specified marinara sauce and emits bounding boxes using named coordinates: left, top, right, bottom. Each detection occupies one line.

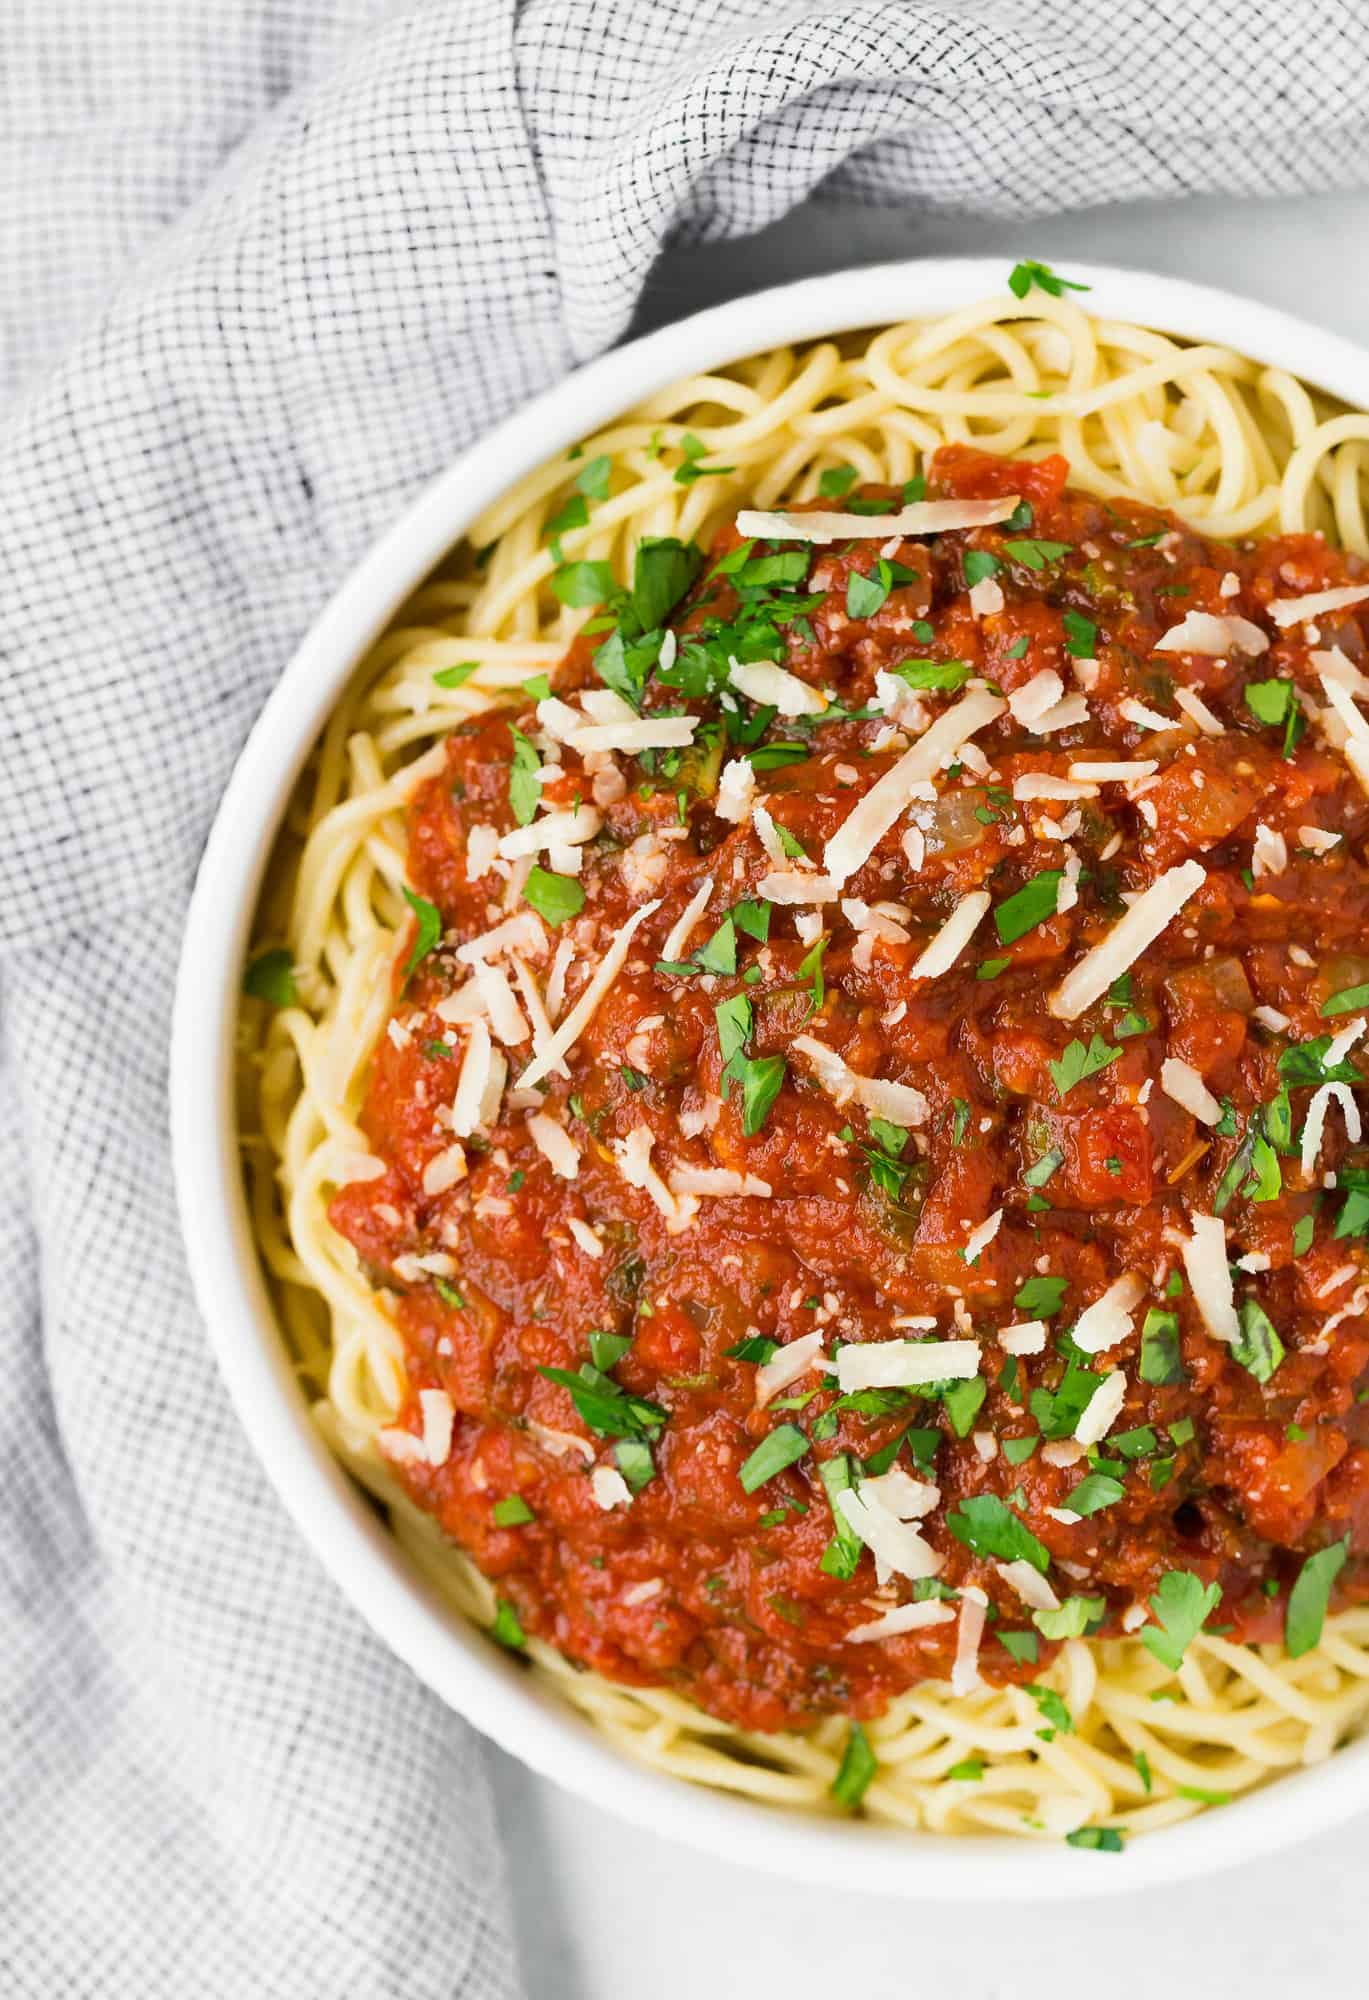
left=331, top=446, right=1369, bottom=1732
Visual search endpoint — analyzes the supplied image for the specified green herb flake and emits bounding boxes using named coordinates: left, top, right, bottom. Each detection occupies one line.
left=1139, top=1308, right=1184, bottom=1386
left=818, top=464, right=859, bottom=498
left=433, top=659, right=480, bottom=689
left=614, top=1438, right=657, bottom=1493
left=1026, top=1684, right=1074, bottom=1735
left=490, top=1600, right=526, bottom=1650
left=1067, top=1827, right=1124, bottom=1853
left=551, top=557, right=616, bottom=607
left=243, top=947, right=297, bottom=1008
left=1049, top=1035, right=1122, bottom=1097
left=537, top=1364, right=666, bottom=1441
left=401, top=888, right=443, bottom=979
left=994, top=869, right=1063, bottom=944
left=1014, top=1274, right=1068, bottom=1316
left=739, top=1423, right=809, bottom=1494
left=1034, top=1594, right=1106, bottom=1640
left=964, top=549, right=1000, bottom=588
left=847, top=569, right=889, bottom=620
left=1003, top=537, right=1072, bottom=572
left=1062, top=609, right=1097, bottom=658
left=1323, top=981, right=1369, bottom=1017
left=1231, top=1296, right=1285, bottom=1385
left=946, top=1494, right=1051, bottom=1573
left=1007, top=259, right=1091, bottom=301
left=523, top=867, right=585, bottom=927
left=508, top=726, right=542, bottom=826
left=894, top=657, right=972, bottom=693
left=1066, top=1473, right=1126, bottom=1517
left=977, top=956, right=1012, bottom=981
left=830, top=1721, right=878, bottom=1810
left=493, top=1495, right=535, bottom=1527
left=1140, top=1570, right=1222, bottom=1672
left=1023, top=1147, right=1064, bottom=1188
left=1286, top=1536, right=1350, bottom=1657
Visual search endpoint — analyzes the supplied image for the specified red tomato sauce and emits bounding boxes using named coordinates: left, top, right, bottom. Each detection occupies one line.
left=330, top=446, right=1369, bottom=1732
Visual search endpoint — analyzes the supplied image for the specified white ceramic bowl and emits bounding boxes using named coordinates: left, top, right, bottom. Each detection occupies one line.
left=172, top=257, right=1369, bottom=1897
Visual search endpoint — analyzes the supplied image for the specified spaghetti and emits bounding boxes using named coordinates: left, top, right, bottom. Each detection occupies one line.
left=241, top=275, right=1369, bottom=1843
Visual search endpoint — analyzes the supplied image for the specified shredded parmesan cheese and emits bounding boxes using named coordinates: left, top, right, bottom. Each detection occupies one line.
left=1154, top=611, right=1268, bottom=656
left=735, top=497, right=1020, bottom=544
left=1049, top=860, right=1206, bottom=1019
left=1073, top=1370, right=1127, bottom=1448
left=823, top=688, right=1006, bottom=886
left=1268, top=582, right=1369, bottom=627
left=1071, top=1273, right=1146, bottom=1354
left=1182, top=1211, right=1238, bottom=1344
left=526, top=1112, right=580, bottom=1180
left=844, top=1600, right=956, bottom=1643
left=728, top=658, right=827, bottom=716
left=835, top=1338, right=980, bottom=1391
left=1160, top=1057, right=1223, bottom=1126
left=791, top=1034, right=929, bottom=1126
left=518, top=899, right=660, bottom=1088
left=1301, top=1082, right=1363, bottom=1176
left=909, top=889, right=990, bottom=979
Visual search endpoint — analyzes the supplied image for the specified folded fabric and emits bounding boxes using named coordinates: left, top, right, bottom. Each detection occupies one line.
left=2, top=2, right=1368, bottom=1994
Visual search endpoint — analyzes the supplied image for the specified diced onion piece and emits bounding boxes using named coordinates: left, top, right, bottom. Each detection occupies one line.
left=1071, top=1273, right=1146, bottom=1355
left=1182, top=1212, right=1238, bottom=1344
left=735, top=497, right=1020, bottom=544
left=909, top=890, right=990, bottom=979
left=1268, top=582, right=1369, bottom=627
left=1153, top=611, right=1268, bottom=656
left=1049, top=860, right=1206, bottom=1020
left=526, top=1112, right=580, bottom=1180
left=1073, top=1369, right=1127, bottom=1448
left=836, top=1339, right=980, bottom=1391
left=1301, top=1082, right=1363, bottom=1177
left=791, top=1033, right=929, bottom=1126
left=822, top=689, right=1006, bottom=886
left=845, top=1600, right=956, bottom=1643
left=995, top=1560, right=1059, bottom=1611
left=755, top=1329, right=826, bottom=1407
left=728, top=659, right=827, bottom=716
left=518, top=899, right=660, bottom=1088
left=659, top=875, right=714, bottom=961
left=1160, top=1056, right=1222, bottom=1127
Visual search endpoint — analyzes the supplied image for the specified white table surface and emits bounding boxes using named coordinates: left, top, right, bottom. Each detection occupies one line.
left=488, top=187, right=1369, bottom=1999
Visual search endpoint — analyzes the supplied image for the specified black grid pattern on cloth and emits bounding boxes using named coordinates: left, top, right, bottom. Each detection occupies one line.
left=3, top=0, right=1369, bottom=1993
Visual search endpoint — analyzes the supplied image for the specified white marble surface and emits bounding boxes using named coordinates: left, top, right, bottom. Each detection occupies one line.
left=489, top=188, right=1369, bottom=1998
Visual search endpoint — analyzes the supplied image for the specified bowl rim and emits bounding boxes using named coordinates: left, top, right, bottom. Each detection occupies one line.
left=171, top=255, right=1369, bottom=1899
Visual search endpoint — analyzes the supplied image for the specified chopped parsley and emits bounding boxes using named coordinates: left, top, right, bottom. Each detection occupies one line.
left=1003, top=537, right=1071, bottom=571
left=1066, top=1473, right=1125, bottom=1517
left=1231, top=1296, right=1284, bottom=1385
left=493, top=1495, right=535, bottom=1527
left=1285, top=1537, right=1349, bottom=1657
left=1007, top=259, right=1090, bottom=301
left=1014, top=1274, right=1068, bottom=1316
left=893, top=657, right=972, bottom=692
left=613, top=1439, right=657, bottom=1493
left=740, top=1423, right=809, bottom=1493
left=994, top=869, right=1063, bottom=944
left=243, top=946, right=296, bottom=1008
left=1049, top=1035, right=1122, bottom=1097
left=1034, top=1594, right=1106, bottom=1640
left=490, top=1600, right=526, bottom=1650
left=946, top=1494, right=1050, bottom=1573
left=1323, top=981, right=1369, bottom=1017
left=1139, top=1308, right=1184, bottom=1386
left=522, top=866, right=585, bottom=926
left=818, top=464, right=859, bottom=498
left=433, top=659, right=479, bottom=689
left=401, top=888, right=443, bottom=979
left=1140, top=1570, right=1221, bottom=1672
left=1062, top=608, right=1096, bottom=658
left=830, top=1721, right=878, bottom=1810
left=537, top=1363, right=666, bottom=1441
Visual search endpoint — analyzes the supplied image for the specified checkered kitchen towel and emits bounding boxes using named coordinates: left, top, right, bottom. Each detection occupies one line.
left=3, top=2, right=1368, bottom=1992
